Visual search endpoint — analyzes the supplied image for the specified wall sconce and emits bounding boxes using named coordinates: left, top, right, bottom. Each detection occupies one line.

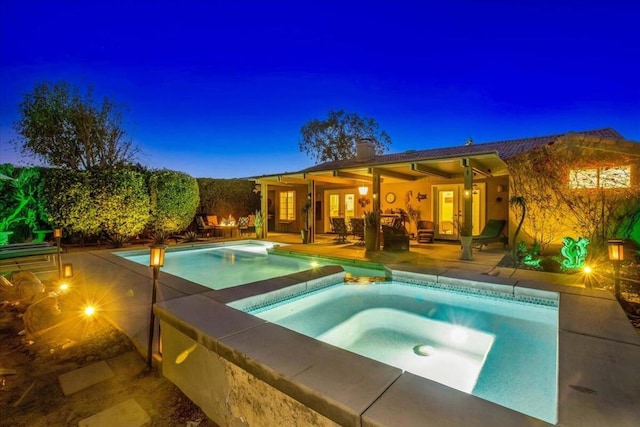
left=148, top=244, right=167, bottom=368
left=497, top=185, right=504, bottom=193
left=607, top=239, right=624, bottom=300
left=416, top=192, right=427, bottom=202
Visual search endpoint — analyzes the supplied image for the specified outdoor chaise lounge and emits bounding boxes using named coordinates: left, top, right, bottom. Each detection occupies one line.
left=196, top=216, right=216, bottom=237
left=472, top=219, right=508, bottom=250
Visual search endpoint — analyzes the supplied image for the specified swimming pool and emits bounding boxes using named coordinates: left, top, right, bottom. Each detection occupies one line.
left=116, top=241, right=383, bottom=290
left=233, top=280, right=559, bottom=424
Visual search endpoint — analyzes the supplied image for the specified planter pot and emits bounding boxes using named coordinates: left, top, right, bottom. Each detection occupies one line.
left=255, top=226, right=263, bottom=239
left=364, top=226, right=377, bottom=251
left=301, top=229, right=310, bottom=244
left=459, top=235, right=473, bottom=260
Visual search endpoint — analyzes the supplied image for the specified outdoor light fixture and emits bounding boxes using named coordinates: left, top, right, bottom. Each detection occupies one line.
left=147, top=244, right=167, bottom=368
left=53, top=227, right=63, bottom=278
left=358, top=186, right=370, bottom=207
left=62, top=263, right=74, bottom=279
left=607, top=239, right=624, bottom=300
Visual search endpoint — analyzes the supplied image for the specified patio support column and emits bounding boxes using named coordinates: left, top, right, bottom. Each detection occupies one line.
left=261, top=182, right=268, bottom=239
left=308, top=180, right=315, bottom=243
left=461, top=158, right=473, bottom=260
left=372, top=169, right=381, bottom=250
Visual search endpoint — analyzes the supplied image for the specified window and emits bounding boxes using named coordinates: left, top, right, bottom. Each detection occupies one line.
left=569, top=167, right=630, bottom=189
left=279, top=191, right=295, bottom=220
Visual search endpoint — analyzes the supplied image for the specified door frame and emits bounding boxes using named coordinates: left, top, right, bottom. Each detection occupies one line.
left=432, top=183, right=485, bottom=240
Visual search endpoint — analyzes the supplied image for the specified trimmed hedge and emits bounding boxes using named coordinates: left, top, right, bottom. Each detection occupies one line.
left=197, top=178, right=260, bottom=219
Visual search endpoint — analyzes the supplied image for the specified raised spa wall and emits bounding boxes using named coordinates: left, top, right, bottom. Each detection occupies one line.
left=155, top=265, right=560, bottom=427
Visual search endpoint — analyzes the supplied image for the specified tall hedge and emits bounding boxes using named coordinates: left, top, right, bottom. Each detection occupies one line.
left=40, top=167, right=100, bottom=235
left=197, top=178, right=260, bottom=218
left=149, top=169, right=199, bottom=233
left=90, top=169, right=150, bottom=239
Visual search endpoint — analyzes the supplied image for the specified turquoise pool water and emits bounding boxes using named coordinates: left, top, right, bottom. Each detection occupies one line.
left=116, top=241, right=383, bottom=290
left=235, top=281, right=559, bottom=424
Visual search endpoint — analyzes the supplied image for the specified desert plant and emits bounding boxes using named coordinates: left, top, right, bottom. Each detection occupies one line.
left=509, top=195, right=527, bottom=265
left=183, top=231, right=198, bottom=242
left=152, top=230, right=169, bottom=245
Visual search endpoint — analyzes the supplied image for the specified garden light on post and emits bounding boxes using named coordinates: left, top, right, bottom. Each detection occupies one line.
left=147, top=244, right=166, bottom=368
left=607, top=239, right=624, bottom=300
left=53, top=227, right=62, bottom=278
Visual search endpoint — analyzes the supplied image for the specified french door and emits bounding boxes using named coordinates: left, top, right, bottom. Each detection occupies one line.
left=433, top=184, right=485, bottom=240
left=327, top=191, right=355, bottom=231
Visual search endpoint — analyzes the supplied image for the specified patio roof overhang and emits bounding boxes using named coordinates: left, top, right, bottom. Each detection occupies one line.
left=254, top=151, right=508, bottom=186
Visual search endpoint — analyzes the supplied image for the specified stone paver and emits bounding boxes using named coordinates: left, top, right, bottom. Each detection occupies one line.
left=78, top=398, right=150, bottom=427
left=58, top=360, right=114, bottom=396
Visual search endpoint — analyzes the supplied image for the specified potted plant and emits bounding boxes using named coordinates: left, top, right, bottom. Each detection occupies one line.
left=363, top=211, right=379, bottom=251
left=301, top=200, right=312, bottom=243
left=253, top=210, right=263, bottom=239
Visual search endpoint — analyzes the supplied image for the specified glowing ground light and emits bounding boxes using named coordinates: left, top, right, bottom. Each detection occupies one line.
left=450, top=327, right=469, bottom=344
left=84, top=306, right=96, bottom=317
left=583, top=266, right=592, bottom=274
left=310, top=260, right=320, bottom=268
left=59, top=283, right=69, bottom=292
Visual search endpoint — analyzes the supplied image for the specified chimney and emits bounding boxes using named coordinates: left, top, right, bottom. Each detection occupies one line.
left=356, top=138, right=376, bottom=161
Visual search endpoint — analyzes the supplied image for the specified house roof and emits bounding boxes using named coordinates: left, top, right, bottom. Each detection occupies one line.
left=255, top=127, right=632, bottom=185
left=300, top=128, right=625, bottom=173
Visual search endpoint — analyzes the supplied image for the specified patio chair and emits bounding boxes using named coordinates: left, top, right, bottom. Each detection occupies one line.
left=330, top=217, right=349, bottom=243
left=472, top=219, right=508, bottom=251
left=382, top=219, right=410, bottom=252
left=238, top=216, right=249, bottom=236
left=416, top=220, right=435, bottom=243
left=350, top=217, right=365, bottom=245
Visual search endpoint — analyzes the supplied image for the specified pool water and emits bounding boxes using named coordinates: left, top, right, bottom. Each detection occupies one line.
left=116, top=241, right=383, bottom=290
left=238, top=281, right=559, bottom=424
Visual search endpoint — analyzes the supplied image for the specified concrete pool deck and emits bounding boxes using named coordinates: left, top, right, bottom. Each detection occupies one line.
left=33, top=235, right=640, bottom=426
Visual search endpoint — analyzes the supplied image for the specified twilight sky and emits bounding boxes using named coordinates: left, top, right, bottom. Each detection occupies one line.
left=1, top=1, right=639, bottom=178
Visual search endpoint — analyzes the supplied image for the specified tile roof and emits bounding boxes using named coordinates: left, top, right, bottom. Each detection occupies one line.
left=300, top=128, right=625, bottom=173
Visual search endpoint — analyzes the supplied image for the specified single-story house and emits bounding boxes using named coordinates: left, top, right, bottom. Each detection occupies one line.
left=253, top=128, right=640, bottom=253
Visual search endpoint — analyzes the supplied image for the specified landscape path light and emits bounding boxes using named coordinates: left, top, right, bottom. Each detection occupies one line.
left=607, top=239, right=624, bottom=300
left=147, top=244, right=166, bottom=368
left=53, top=227, right=62, bottom=278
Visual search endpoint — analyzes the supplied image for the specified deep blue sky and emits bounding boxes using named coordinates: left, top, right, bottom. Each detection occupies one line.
left=1, top=1, right=638, bottom=178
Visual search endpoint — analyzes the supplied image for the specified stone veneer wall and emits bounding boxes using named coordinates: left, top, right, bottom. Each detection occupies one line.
left=160, top=320, right=338, bottom=427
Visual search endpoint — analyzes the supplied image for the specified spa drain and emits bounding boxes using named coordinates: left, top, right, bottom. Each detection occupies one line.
left=413, top=344, right=435, bottom=356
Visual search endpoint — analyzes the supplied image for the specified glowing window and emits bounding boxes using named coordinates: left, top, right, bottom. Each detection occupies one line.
left=279, top=191, right=295, bottom=220
left=569, top=167, right=630, bottom=189
left=600, top=167, right=631, bottom=188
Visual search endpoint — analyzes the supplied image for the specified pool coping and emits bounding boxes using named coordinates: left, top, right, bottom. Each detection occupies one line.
left=153, top=262, right=640, bottom=427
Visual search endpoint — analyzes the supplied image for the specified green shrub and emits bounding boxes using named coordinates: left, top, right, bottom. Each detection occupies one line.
left=149, top=169, right=199, bottom=233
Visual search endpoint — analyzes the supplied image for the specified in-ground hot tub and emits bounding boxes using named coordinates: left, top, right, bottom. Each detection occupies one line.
left=233, top=279, right=559, bottom=423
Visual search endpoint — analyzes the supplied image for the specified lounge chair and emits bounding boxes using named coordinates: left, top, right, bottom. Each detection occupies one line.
left=350, top=217, right=365, bottom=245
left=330, top=217, right=349, bottom=243
left=196, top=216, right=216, bottom=237
left=416, top=220, right=435, bottom=243
left=472, top=219, right=508, bottom=251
